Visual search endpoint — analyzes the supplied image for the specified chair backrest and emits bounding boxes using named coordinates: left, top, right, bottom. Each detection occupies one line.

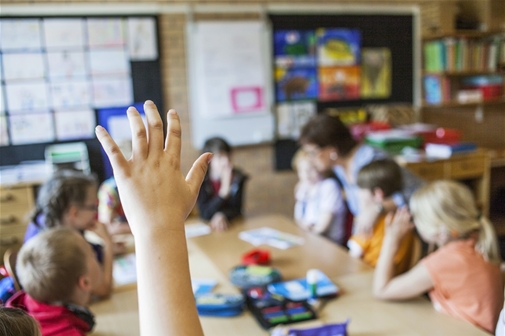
left=3, top=248, right=21, bottom=291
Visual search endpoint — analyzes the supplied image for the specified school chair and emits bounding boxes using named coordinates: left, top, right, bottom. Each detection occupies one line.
left=3, top=248, right=21, bottom=291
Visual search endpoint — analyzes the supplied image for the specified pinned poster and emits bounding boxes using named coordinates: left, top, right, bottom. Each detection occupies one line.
left=47, top=51, right=88, bottom=79
left=317, top=29, right=361, bottom=67
left=89, top=49, right=130, bottom=76
left=87, top=18, right=126, bottom=48
left=5, top=81, right=49, bottom=112
left=8, top=111, right=55, bottom=145
left=2, top=53, right=46, bottom=81
left=276, top=101, right=316, bottom=139
left=275, top=67, right=318, bottom=102
left=318, top=66, right=360, bottom=101
left=274, top=30, right=316, bottom=68
left=361, top=48, right=391, bottom=99
left=127, top=17, right=158, bottom=61
left=54, top=109, right=96, bottom=141
left=0, top=19, right=42, bottom=51
left=0, top=115, right=9, bottom=146
left=43, top=18, right=85, bottom=50
left=92, top=76, right=133, bottom=108
left=50, top=80, right=91, bottom=108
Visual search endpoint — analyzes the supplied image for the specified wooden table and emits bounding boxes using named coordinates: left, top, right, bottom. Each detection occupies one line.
left=90, top=214, right=490, bottom=336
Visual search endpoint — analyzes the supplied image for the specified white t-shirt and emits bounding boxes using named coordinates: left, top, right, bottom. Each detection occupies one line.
left=497, top=309, right=504, bottom=336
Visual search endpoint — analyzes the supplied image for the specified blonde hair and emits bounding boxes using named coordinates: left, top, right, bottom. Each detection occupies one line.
left=410, top=180, right=500, bottom=264
left=0, top=307, right=41, bottom=336
left=16, top=227, right=88, bottom=303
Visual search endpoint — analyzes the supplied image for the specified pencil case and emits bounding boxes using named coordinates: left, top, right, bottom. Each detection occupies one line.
left=195, top=293, right=245, bottom=317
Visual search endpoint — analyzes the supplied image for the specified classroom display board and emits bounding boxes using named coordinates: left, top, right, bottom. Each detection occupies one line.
left=270, top=14, right=416, bottom=169
left=187, top=21, right=275, bottom=148
left=0, top=16, right=162, bottom=176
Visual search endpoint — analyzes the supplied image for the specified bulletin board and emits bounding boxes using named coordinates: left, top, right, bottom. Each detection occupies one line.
left=187, top=20, right=275, bottom=149
left=0, top=16, right=162, bottom=179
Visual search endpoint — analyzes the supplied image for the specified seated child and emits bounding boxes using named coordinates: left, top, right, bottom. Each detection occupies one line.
left=7, top=228, right=100, bottom=336
left=292, top=150, right=347, bottom=245
left=0, top=307, right=41, bottom=336
left=197, top=137, right=248, bottom=231
left=373, top=180, right=503, bottom=333
left=348, top=159, right=415, bottom=275
left=24, top=170, right=113, bottom=298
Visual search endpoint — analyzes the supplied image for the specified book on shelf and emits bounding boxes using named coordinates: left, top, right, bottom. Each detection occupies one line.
left=425, top=142, right=477, bottom=159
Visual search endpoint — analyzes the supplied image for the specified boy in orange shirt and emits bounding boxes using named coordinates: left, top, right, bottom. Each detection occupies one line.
left=347, top=159, right=415, bottom=274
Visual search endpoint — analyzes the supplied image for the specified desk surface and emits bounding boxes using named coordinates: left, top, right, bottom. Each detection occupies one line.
left=90, top=214, right=489, bottom=336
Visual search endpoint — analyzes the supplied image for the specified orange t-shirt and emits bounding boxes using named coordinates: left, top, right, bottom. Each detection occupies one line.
left=349, top=215, right=414, bottom=275
left=422, top=239, right=504, bottom=333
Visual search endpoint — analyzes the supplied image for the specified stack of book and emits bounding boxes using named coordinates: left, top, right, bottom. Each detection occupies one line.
left=425, top=142, right=477, bottom=159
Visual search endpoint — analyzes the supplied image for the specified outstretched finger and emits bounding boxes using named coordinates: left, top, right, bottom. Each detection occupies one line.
left=144, top=100, right=164, bottom=155
left=95, top=126, right=128, bottom=175
left=165, top=109, right=182, bottom=161
left=127, top=106, right=148, bottom=160
left=186, top=153, right=212, bottom=195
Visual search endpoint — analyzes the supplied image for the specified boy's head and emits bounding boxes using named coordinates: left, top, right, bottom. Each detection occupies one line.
left=34, top=170, right=98, bottom=231
left=356, top=159, right=403, bottom=203
left=202, top=137, right=232, bottom=176
left=0, top=307, right=41, bottom=336
left=16, top=227, right=100, bottom=305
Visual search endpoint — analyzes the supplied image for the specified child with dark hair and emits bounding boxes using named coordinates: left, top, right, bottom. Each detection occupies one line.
left=24, top=170, right=113, bottom=298
left=197, top=137, right=248, bottom=231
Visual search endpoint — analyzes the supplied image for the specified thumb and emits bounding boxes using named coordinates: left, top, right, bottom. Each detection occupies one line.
left=384, top=212, right=394, bottom=227
left=186, top=153, right=212, bottom=194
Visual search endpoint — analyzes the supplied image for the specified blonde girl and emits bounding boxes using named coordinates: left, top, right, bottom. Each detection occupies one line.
left=373, top=180, right=503, bottom=333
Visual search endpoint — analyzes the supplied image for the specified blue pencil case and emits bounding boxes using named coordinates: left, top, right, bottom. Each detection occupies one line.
left=195, top=293, right=245, bottom=317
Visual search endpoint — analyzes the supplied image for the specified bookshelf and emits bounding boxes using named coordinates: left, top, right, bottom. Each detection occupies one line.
left=422, top=30, right=505, bottom=107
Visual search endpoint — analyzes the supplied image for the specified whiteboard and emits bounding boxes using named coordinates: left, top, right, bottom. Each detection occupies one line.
left=187, top=21, right=274, bottom=148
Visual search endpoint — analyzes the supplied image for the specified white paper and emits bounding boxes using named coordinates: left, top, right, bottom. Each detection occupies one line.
left=50, top=79, right=91, bottom=108
left=113, top=253, right=137, bottom=286
left=43, top=18, right=85, bottom=50
left=92, top=76, right=133, bottom=108
left=127, top=17, right=157, bottom=61
left=0, top=115, right=9, bottom=146
left=89, top=49, right=130, bottom=76
left=54, top=109, right=96, bottom=141
left=0, top=19, right=42, bottom=51
left=239, top=227, right=304, bottom=250
left=6, top=81, right=49, bottom=112
left=0, top=85, right=5, bottom=114
left=193, top=22, right=267, bottom=118
left=2, top=53, right=46, bottom=81
left=46, top=51, right=87, bottom=79
left=0, top=55, right=3, bottom=83
left=87, top=18, right=126, bottom=48
left=276, top=101, right=316, bottom=139
left=185, top=223, right=212, bottom=239
left=8, top=111, right=55, bottom=145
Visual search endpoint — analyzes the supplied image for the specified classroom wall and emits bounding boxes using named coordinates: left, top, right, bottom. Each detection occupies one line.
left=1, top=0, right=485, bottom=218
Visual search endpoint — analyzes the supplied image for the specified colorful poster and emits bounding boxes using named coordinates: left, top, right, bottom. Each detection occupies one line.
left=2, top=53, right=46, bottom=81
left=276, top=101, right=316, bottom=139
left=43, top=18, right=85, bottom=49
left=54, top=109, right=96, bottom=141
left=0, top=115, right=9, bottom=146
left=274, top=30, right=316, bottom=68
left=275, top=67, right=318, bottom=101
left=317, top=29, right=361, bottom=66
left=92, top=76, right=133, bottom=108
left=318, top=66, right=360, bottom=101
left=47, top=51, right=88, bottom=79
left=361, top=48, right=391, bottom=98
left=127, top=17, right=158, bottom=61
left=8, top=111, right=55, bottom=145
left=87, top=18, right=126, bottom=48
left=5, top=81, right=49, bottom=112
left=89, top=49, right=130, bottom=76
left=50, top=80, right=91, bottom=108
left=0, top=19, right=42, bottom=51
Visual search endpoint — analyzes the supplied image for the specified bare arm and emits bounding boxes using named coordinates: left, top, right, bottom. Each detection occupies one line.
left=96, top=101, right=207, bottom=336
left=311, top=211, right=333, bottom=234
left=89, top=221, right=113, bottom=299
left=373, top=208, right=433, bottom=300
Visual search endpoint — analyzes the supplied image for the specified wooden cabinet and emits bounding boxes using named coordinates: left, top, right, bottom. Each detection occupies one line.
left=0, top=184, right=35, bottom=260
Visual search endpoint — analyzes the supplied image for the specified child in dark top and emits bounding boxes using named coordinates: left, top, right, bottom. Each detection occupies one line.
left=24, top=170, right=113, bottom=299
left=7, top=228, right=100, bottom=336
left=197, top=137, right=248, bottom=231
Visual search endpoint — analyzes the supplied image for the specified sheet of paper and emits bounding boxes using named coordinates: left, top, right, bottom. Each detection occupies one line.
left=239, top=227, right=305, bottom=250
left=50, top=79, right=91, bottom=108
left=276, top=101, right=316, bottom=140
left=0, top=19, right=42, bottom=51
left=87, top=18, right=126, bottom=48
left=6, top=81, right=49, bottom=112
left=47, top=51, right=88, bottom=79
left=43, top=18, right=85, bottom=50
left=2, top=53, right=46, bottom=81
left=8, top=111, right=55, bottom=145
left=185, top=223, right=212, bottom=239
left=127, top=17, right=158, bottom=61
left=0, top=84, right=5, bottom=114
left=89, top=49, right=130, bottom=76
left=113, top=253, right=137, bottom=286
left=54, top=109, right=96, bottom=141
left=92, top=76, right=133, bottom=108
left=0, top=115, right=9, bottom=146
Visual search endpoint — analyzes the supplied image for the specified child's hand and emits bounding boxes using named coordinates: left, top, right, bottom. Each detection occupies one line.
left=95, top=101, right=211, bottom=238
left=210, top=212, right=229, bottom=232
left=353, top=206, right=380, bottom=238
left=384, top=207, right=414, bottom=243
left=90, top=221, right=113, bottom=245
left=218, top=162, right=233, bottom=198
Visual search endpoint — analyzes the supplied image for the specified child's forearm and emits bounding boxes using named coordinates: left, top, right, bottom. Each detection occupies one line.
left=94, top=240, right=113, bottom=298
left=373, top=235, right=399, bottom=298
